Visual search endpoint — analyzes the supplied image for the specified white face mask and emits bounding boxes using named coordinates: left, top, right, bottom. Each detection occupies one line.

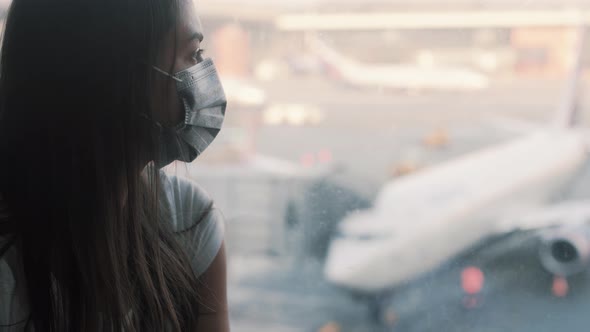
left=150, top=58, right=227, bottom=168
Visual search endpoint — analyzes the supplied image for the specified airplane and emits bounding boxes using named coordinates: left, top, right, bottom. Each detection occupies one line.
left=323, top=26, right=590, bottom=323
left=304, top=33, right=490, bottom=92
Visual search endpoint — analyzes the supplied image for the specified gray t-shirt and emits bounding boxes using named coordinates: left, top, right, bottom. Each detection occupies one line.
left=0, top=172, right=225, bottom=330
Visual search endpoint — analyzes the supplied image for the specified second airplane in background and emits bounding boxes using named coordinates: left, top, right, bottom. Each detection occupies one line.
left=305, top=34, right=489, bottom=92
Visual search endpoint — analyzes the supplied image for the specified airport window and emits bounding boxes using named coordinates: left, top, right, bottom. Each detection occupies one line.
left=193, top=1, right=590, bottom=331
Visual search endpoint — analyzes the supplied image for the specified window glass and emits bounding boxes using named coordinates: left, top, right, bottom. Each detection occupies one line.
left=187, top=1, right=590, bottom=330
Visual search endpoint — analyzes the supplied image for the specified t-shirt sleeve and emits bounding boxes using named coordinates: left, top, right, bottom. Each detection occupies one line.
left=159, top=171, right=225, bottom=277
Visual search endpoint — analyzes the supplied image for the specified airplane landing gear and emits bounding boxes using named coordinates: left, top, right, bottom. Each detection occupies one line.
left=368, top=294, right=398, bottom=328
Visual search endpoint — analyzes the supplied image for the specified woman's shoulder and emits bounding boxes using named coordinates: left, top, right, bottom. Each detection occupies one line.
left=159, top=171, right=225, bottom=277
left=159, top=171, right=220, bottom=232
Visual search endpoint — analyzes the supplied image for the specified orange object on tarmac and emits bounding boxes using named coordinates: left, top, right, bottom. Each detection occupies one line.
left=461, top=266, right=485, bottom=295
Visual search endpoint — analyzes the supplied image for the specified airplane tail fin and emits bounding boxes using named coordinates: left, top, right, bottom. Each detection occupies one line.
left=554, top=26, right=587, bottom=128
left=304, top=33, right=359, bottom=72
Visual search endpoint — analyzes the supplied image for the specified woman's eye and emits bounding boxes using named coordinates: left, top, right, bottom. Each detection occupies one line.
left=192, top=48, right=205, bottom=62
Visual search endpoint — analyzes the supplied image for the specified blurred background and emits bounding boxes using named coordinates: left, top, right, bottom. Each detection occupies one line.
left=185, top=2, right=590, bottom=331
left=8, top=0, right=590, bottom=331
left=190, top=1, right=590, bottom=330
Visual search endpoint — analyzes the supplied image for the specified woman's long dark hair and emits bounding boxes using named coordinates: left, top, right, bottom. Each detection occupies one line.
left=0, top=0, right=203, bottom=331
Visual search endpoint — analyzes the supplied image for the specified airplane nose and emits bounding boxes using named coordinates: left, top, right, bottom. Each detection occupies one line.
left=324, top=240, right=367, bottom=289
left=324, top=234, right=419, bottom=292
left=324, top=238, right=383, bottom=290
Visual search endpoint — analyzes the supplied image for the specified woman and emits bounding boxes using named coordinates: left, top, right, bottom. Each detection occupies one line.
left=0, top=0, right=229, bottom=330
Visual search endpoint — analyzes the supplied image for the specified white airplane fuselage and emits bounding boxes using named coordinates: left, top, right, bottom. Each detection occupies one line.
left=308, top=35, right=489, bottom=91
left=324, top=130, right=589, bottom=292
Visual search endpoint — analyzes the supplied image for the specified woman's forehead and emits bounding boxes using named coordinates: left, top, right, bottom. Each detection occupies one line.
left=179, top=1, right=204, bottom=40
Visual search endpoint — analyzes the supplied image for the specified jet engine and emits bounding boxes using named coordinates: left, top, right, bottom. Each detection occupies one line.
left=539, top=226, right=590, bottom=277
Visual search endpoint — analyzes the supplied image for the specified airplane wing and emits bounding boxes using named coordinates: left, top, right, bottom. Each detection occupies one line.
left=495, top=199, right=590, bottom=233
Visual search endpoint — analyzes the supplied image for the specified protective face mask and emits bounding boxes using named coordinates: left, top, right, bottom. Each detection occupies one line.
left=150, top=58, right=227, bottom=168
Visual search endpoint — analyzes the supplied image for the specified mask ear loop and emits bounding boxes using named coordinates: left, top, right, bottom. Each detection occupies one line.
left=152, top=66, right=183, bottom=83
left=142, top=65, right=185, bottom=128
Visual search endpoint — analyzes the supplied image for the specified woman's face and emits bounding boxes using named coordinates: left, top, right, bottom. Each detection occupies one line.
left=152, top=1, right=205, bottom=128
